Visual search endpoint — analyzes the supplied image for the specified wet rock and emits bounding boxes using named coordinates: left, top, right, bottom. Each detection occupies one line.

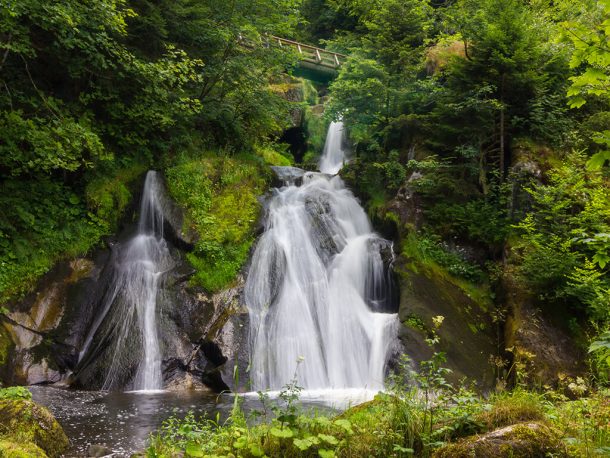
left=68, top=258, right=95, bottom=283
left=387, top=173, right=425, bottom=230
left=270, top=166, right=305, bottom=187
left=87, top=444, right=113, bottom=457
left=395, top=256, right=497, bottom=388
left=203, top=279, right=250, bottom=392
left=0, top=399, right=69, bottom=458
left=17, top=355, right=62, bottom=385
left=502, top=272, right=586, bottom=387
left=433, top=422, right=566, bottom=458
left=0, top=254, right=102, bottom=385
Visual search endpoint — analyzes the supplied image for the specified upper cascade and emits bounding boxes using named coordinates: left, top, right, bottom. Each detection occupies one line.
left=319, top=121, right=347, bottom=175
left=245, top=125, right=398, bottom=391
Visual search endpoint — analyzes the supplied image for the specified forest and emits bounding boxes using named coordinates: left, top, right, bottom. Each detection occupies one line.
left=1, top=0, right=610, bottom=457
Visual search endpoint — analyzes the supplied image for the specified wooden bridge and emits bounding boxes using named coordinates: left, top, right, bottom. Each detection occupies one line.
left=268, top=36, right=347, bottom=73
left=239, top=34, right=348, bottom=79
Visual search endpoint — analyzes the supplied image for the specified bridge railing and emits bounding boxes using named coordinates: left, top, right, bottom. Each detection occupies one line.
left=268, top=36, right=347, bottom=70
left=238, top=33, right=348, bottom=70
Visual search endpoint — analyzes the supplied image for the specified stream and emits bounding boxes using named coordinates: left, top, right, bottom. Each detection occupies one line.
left=31, top=386, right=373, bottom=456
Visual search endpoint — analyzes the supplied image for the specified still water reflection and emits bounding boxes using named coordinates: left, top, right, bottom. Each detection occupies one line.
left=30, top=386, right=373, bottom=457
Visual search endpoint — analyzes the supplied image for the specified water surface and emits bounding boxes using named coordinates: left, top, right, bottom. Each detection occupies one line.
left=31, top=386, right=369, bottom=457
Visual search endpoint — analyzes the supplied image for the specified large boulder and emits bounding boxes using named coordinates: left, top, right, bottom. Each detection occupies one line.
left=0, top=399, right=69, bottom=458
left=502, top=271, right=586, bottom=387
left=0, top=257, right=97, bottom=385
left=395, top=257, right=498, bottom=388
left=433, top=422, right=566, bottom=458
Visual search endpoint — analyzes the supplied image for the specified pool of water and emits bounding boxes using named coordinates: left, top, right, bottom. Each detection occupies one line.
left=30, top=386, right=374, bottom=457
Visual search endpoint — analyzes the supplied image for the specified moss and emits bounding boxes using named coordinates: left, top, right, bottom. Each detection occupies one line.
left=0, top=440, right=47, bottom=458
left=0, top=324, right=12, bottom=367
left=166, top=152, right=270, bottom=292
left=255, top=144, right=293, bottom=166
left=433, top=422, right=564, bottom=458
left=477, top=390, right=546, bottom=430
left=400, top=231, right=492, bottom=311
left=85, top=163, right=146, bottom=232
left=402, top=313, right=431, bottom=336
left=302, top=105, right=330, bottom=168
left=0, top=399, right=69, bottom=458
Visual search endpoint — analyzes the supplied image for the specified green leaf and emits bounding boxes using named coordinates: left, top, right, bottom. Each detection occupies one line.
left=317, top=434, right=339, bottom=445
left=249, top=443, right=265, bottom=457
left=232, top=436, right=248, bottom=449
left=568, top=96, right=587, bottom=109
left=592, top=252, right=610, bottom=269
left=586, top=151, right=610, bottom=170
left=318, top=450, right=336, bottom=458
left=270, top=427, right=294, bottom=439
left=333, top=419, right=353, bottom=434
left=293, top=438, right=314, bottom=451
left=393, top=444, right=414, bottom=454
left=185, top=443, right=204, bottom=457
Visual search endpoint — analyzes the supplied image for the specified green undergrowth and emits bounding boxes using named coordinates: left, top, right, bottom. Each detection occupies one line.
left=147, top=325, right=609, bottom=457
left=0, top=163, right=146, bottom=305
left=165, top=151, right=271, bottom=292
left=401, top=231, right=492, bottom=310
left=146, top=378, right=610, bottom=458
left=255, top=144, right=293, bottom=167
left=0, top=325, right=11, bottom=368
left=301, top=106, right=329, bottom=169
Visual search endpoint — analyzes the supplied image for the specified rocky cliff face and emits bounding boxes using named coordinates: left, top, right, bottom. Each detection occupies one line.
left=0, top=173, right=249, bottom=392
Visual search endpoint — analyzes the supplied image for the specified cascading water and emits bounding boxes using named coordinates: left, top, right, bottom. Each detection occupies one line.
left=78, top=171, right=172, bottom=391
left=319, top=121, right=346, bottom=175
left=245, top=123, right=398, bottom=392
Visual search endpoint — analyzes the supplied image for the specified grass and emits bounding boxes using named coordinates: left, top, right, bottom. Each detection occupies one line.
left=401, top=231, right=492, bottom=311
left=145, top=384, right=610, bottom=458
left=165, top=151, right=270, bottom=292
left=255, top=144, right=293, bottom=167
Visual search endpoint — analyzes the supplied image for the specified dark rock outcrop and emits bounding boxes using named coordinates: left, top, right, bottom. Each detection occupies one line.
left=502, top=272, right=586, bottom=387
left=395, top=257, right=498, bottom=389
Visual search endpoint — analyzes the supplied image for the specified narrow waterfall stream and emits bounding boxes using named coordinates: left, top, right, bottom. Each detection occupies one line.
left=319, top=121, right=346, bottom=174
left=78, top=171, right=171, bottom=391
left=246, top=123, right=398, bottom=392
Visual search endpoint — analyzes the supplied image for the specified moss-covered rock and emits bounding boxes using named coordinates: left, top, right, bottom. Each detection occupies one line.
left=0, top=440, right=47, bottom=458
left=165, top=153, right=270, bottom=293
left=0, top=324, right=12, bottom=368
left=433, top=422, right=566, bottom=458
left=0, top=399, right=69, bottom=458
left=502, top=270, right=586, bottom=387
left=395, top=254, right=497, bottom=388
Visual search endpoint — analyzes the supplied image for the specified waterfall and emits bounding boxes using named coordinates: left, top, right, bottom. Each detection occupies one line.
left=78, top=171, right=171, bottom=391
left=319, top=121, right=346, bottom=175
left=245, top=125, right=398, bottom=391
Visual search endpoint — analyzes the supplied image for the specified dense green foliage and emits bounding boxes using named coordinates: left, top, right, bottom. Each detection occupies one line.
left=0, top=0, right=300, bottom=302
left=165, top=153, right=270, bottom=292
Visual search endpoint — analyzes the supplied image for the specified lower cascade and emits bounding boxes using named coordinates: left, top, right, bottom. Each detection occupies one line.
left=245, top=123, right=399, bottom=391
left=78, top=171, right=172, bottom=391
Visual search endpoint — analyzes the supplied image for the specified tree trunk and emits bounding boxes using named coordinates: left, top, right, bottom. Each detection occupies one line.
left=499, top=73, right=506, bottom=181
